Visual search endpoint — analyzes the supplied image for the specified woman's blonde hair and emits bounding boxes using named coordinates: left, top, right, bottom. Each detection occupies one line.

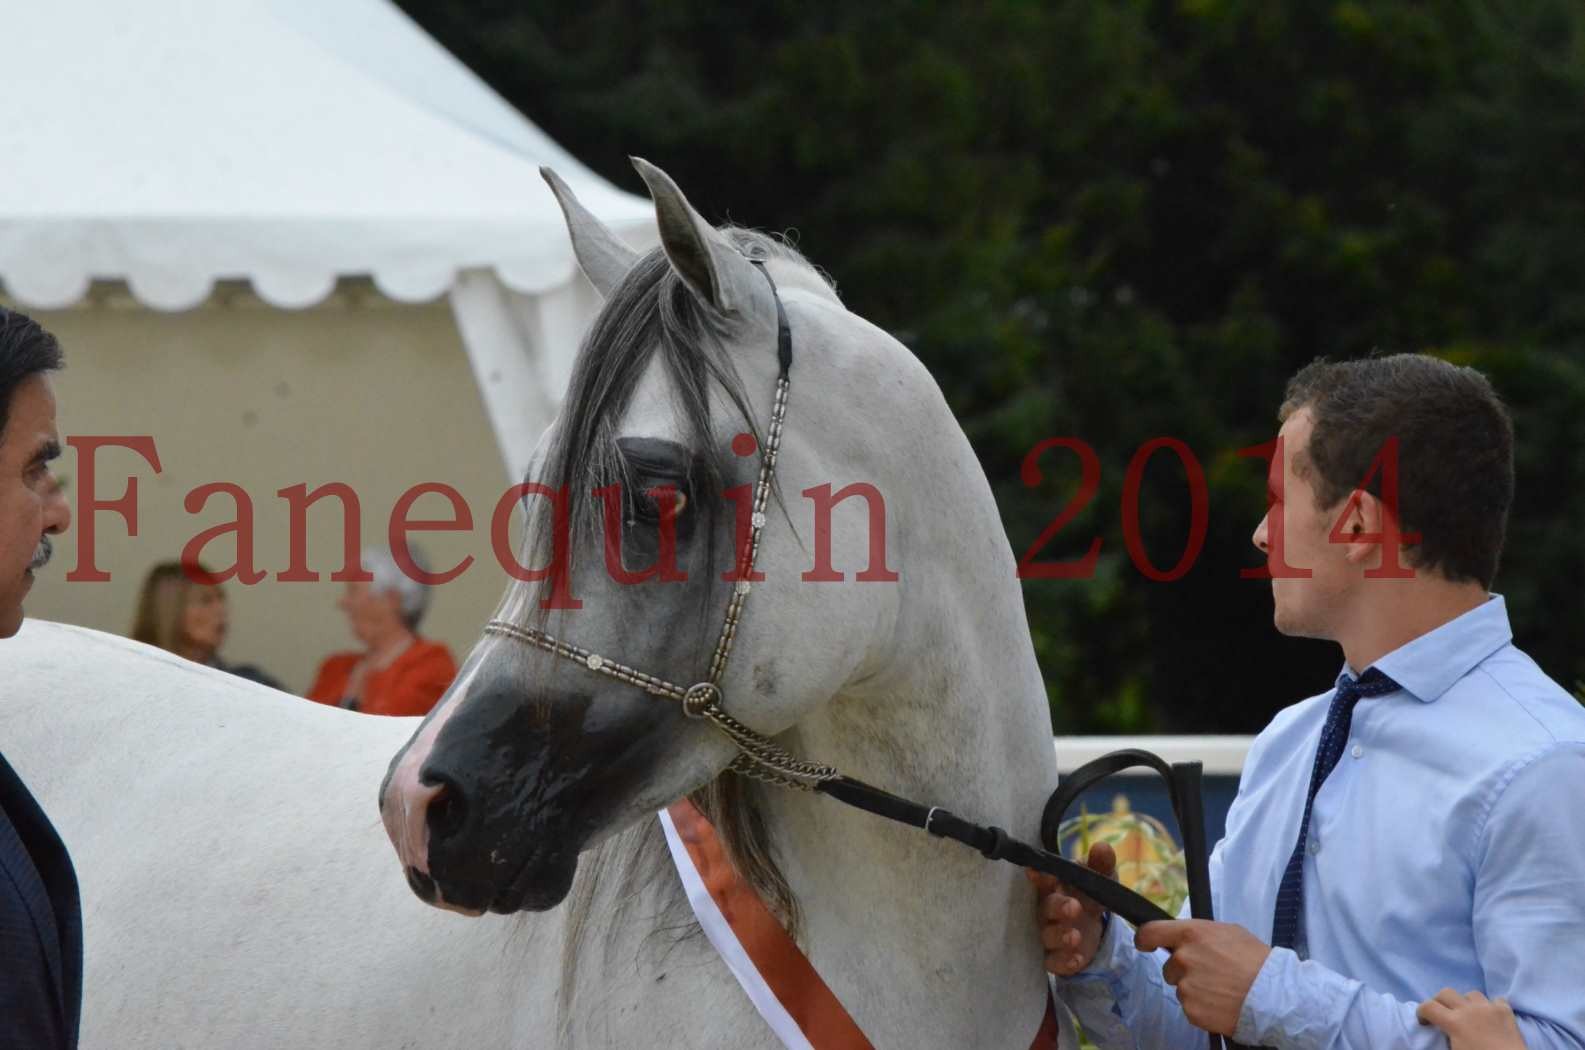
left=130, top=560, right=216, bottom=654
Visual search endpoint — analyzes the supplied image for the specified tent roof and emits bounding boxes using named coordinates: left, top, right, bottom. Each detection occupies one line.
left=0, top=0, right=653, bottom=311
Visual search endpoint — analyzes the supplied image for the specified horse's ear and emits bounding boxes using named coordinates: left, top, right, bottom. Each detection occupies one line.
left=631, top=157, right=760, bottom=316
left=540, top=167, right=638, bottom=298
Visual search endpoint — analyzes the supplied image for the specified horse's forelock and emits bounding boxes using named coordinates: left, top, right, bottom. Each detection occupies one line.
left=523, top=230, right=825, bottom=627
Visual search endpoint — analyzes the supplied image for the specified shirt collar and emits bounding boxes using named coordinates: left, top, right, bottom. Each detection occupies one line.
left=1346, top=594, right=1513, bottom=703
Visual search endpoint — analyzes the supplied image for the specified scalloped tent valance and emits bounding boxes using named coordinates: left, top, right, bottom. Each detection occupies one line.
left=0, top=216, right=633, bottom=313
left=0, top=0, right=653, bottom=314
left=0, top=0, right=657, bottom=480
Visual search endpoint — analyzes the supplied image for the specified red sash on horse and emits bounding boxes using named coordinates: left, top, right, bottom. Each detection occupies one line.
left=661, top=799, right=1061, bottom=1049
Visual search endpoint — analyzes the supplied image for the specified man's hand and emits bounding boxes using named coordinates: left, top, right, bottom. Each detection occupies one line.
left=1134, top=919, right=1271, bottom=1036
left=1026, top=841, right=1116, bottom=976
left=1418, top=989, right=1526, bottom=1050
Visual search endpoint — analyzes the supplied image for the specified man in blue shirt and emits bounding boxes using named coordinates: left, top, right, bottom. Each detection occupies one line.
left=1037, top=354, right=1585, bottom=1049
left=0, top=306, right=79, bottom=1050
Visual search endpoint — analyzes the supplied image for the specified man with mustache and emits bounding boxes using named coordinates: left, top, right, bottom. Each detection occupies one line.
left=0, top=306, right=78, bottom=1049
left=1035, top=355, right=1585, bottom=1048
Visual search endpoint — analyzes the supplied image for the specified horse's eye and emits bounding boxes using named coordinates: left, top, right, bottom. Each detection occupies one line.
left=633, top=486, right=687, bottom=523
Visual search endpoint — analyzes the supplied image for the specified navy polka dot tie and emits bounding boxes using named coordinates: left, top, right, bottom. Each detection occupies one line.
left=1270, top=667, right=1400, bottom=955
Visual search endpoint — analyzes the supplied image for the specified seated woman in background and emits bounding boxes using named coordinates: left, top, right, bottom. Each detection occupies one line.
left=307, top=546, right=455, bottom=716
left=131, top=561, right=282, bottom=689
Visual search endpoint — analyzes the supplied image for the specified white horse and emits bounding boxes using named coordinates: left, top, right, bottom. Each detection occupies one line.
left=1, top=159, right=1073, bottom=1048
left=381, top=160, right=1067, bottom=1047
left=0, top=623, right=531, bottom=1048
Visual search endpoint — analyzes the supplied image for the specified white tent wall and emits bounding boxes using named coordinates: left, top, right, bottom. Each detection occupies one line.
left=450, top=270, right=606, bottom=484
left=15, top=285, right=532, bottom=694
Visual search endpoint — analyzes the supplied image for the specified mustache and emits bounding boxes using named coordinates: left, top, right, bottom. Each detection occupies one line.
left=28, top=536, right=52, bottom=572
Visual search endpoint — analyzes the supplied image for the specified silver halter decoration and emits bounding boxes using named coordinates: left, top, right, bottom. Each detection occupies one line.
left=482, top=259, right=837, bottom=792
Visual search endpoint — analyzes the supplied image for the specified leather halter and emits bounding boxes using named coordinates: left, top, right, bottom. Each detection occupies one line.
left=480, top=256, right=1182, bottom=932
left=483, top=258, right=833, bottom=791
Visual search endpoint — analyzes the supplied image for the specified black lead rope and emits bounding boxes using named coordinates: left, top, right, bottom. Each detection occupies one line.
left=815, top=775, right=1175, bottom=926
left=1042, top=749, right=1215, bottom=927
left=816, top=752, right=1240, bottom=1050
left=1042, top=750, right=1235, bottom=1050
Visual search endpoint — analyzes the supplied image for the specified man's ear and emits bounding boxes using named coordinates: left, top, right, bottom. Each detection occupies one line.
left=1337, top=489, right=1393, bottom=567
left=1331, top=489, right=1367, bottom=565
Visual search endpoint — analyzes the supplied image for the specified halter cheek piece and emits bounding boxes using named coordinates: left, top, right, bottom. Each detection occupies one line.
left=484, top=258, right=834, bottom=790
left=481, top=258, right=1225, bottom=967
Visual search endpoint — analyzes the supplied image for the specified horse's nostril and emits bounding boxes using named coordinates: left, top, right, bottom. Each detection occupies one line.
left=424, top=777, right=468, bottom=842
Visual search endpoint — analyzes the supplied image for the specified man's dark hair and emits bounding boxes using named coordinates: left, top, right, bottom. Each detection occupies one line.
left=0, top=307, right=63, bottom=442
left=1279, top=353, right=1514, bottom=589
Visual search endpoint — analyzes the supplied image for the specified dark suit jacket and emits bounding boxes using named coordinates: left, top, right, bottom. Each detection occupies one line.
left=0, top=750, right=81, bottom=1050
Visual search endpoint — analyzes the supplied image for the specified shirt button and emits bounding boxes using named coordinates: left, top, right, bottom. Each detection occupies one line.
left=1309, top=837, right=1321, bottom=856
left=1351, top=744, right=1363, bottom=759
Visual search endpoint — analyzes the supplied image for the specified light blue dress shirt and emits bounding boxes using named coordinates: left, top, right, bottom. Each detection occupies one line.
left=1059, top=596, right=1585, bottom=1049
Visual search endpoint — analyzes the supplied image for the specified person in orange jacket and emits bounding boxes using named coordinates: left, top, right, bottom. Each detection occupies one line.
left=307, top=546, right=456, bottom=717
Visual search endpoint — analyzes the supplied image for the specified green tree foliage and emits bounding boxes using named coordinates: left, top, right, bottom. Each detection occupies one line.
left=400, top=0, right=1585, bottom=733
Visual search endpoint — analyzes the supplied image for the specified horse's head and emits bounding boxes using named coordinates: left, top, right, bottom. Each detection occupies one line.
left=381, top=160, right=911, bottom=914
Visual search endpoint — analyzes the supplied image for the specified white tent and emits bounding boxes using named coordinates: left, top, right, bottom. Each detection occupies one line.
left=1, top=0, right=654, bottom=479
left=0, top=0, right=655, bottom=688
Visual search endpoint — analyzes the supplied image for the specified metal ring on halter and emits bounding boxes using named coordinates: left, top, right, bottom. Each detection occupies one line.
left=682, top=682, right=721, bottom=719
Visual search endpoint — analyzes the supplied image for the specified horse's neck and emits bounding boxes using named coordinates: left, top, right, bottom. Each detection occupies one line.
left=758, top=436, right=1057, bottom=1045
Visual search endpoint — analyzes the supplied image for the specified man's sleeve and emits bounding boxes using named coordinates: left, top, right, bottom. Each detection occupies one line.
left=1236, top=742, right=1585, bottom=1050
left=1470, top=743, right=1585, bottom=1049
left=0, top=855, right=70, bottom=1050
